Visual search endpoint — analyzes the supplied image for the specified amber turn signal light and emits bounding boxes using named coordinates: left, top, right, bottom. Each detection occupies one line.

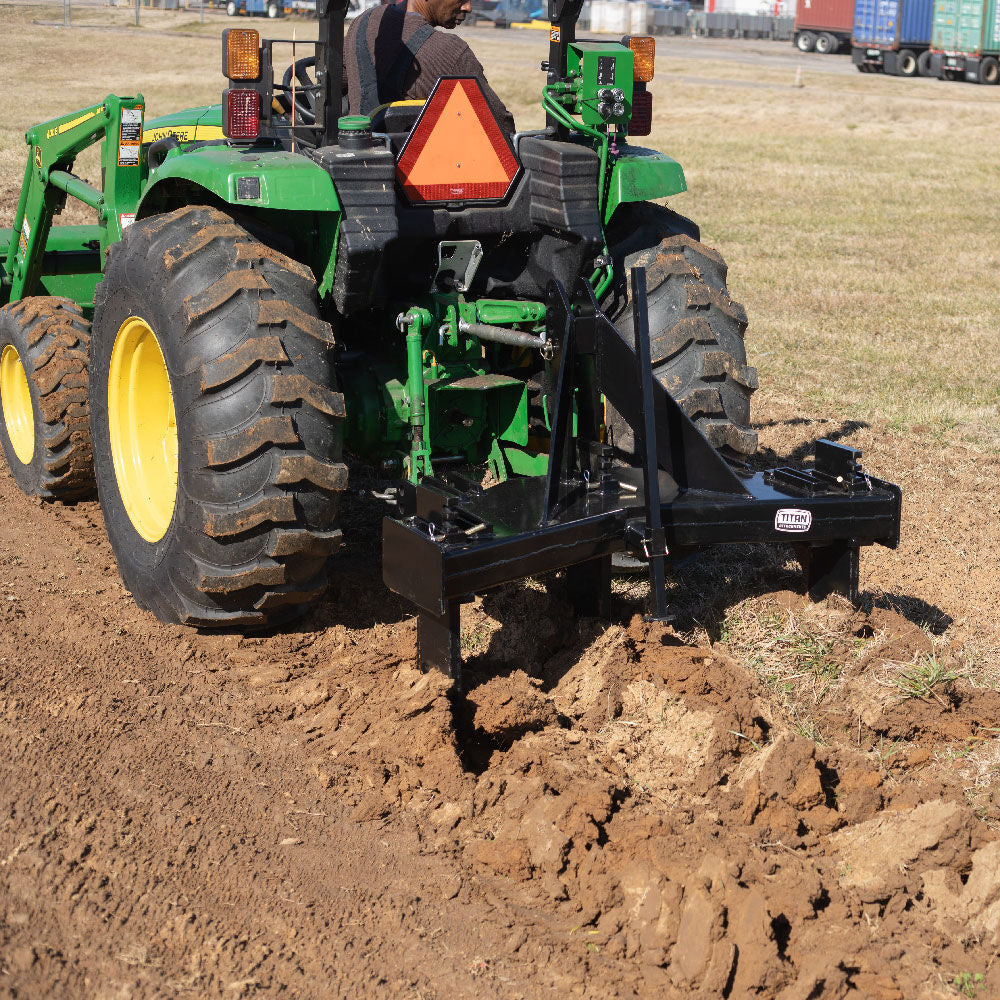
left=223, top=28, right=261, bottom=82
left=627, top=36, right=655, bottom=82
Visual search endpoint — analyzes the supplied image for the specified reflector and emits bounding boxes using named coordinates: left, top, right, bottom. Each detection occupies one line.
left=224, top=28, right=260, bottom=82
left=627, top=36, right=655, bottom=82
left=224, top=89, right=260, bottom=141
left=395, top=78, right=519, bottom=204
left=628, top=87, right=652, bottom=136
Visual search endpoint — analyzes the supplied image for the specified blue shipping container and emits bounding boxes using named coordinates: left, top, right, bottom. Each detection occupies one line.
left=853, top=0, right=934, bottom=46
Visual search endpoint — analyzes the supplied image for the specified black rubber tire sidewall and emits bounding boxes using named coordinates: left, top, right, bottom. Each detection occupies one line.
left=90, top=270, right=188, bottom=604
left=0, top=307, right=47, bottom=495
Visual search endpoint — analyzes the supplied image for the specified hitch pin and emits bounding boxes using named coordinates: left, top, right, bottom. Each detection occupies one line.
left=618, top=480, right=639, bottom=493
left=464, top=523, right=487, bottom=537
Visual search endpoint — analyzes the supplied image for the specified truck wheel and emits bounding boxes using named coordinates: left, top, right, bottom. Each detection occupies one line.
left=795, top=31, right=816, bottom=52
left=917, top=50, right=933, bottom=76
left=898, top=49, right=918, bottom=76
left=605, top=235, right=758, bottom=464
left=979, top=57, right=999, bottom=84
left=815, top=32, right=837, bottom=54
left=90, top=206, right=346, bottom=628
left=267, top=1, right=279, bottom=15
left=0, top=297, right=93, bottom=501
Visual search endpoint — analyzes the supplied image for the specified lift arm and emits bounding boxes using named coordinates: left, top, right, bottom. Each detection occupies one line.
left=2, top=94, right=145, bottom=304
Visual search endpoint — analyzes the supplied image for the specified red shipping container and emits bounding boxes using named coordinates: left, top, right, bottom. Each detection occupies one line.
left=793, top=0, right=853, bottom=51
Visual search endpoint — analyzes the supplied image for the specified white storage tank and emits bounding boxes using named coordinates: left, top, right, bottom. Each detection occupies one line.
left=589, top=1, right=650, bottom=34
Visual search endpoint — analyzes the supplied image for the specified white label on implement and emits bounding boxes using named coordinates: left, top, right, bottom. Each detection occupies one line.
left=775, top=508, right=812, bottom=533
left=18, top=217, right=30, bottom=257
left=118, top=107, right=143, bottom=166
left=119, top=213, right=136, bottom=230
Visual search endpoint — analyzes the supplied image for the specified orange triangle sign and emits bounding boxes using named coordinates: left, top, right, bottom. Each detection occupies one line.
left=396, top=78, right=519, bottom=204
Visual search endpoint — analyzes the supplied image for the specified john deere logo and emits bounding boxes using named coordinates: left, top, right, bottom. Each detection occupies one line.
left=775, top=508, right=812, bottom=533
left=34, top=147, right=42, bottom=168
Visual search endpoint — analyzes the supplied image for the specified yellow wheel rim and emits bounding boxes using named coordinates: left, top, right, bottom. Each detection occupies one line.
left=1, top=344, right=35, bottom=465
left=108, top=317, right=178, bottom=543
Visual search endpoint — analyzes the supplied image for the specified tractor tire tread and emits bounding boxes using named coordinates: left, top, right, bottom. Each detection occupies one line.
left=607, top=233, right=757, bottom=463
left=0, top=296, right=94, bottom=500
left=92, top=206, right=345, bottom=628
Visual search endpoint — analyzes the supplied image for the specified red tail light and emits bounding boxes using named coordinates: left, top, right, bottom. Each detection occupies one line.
left=628, top=87, right=652, bottom=137
left=223, top=88, right=260, bottom=141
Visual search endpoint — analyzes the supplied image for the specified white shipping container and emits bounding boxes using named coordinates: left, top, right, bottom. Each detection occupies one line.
left=711, top=0, right=771, bottom=14
left=706, top=0, right=793, bottom=12
left=589, top=0, right=649, bottom=34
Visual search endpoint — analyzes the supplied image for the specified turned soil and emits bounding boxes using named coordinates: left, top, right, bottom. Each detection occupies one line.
left=1, top=399, right=999, bottom=999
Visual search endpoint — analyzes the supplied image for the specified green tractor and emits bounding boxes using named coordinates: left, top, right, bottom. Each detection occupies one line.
left=0, top=0, right=900, bottom=679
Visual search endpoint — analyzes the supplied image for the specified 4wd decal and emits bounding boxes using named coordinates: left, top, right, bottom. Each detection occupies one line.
left=775, top=508, right=812, bottom=533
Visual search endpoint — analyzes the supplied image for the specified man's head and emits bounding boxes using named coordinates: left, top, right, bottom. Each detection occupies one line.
left=407, top=0, right=471, bottom=28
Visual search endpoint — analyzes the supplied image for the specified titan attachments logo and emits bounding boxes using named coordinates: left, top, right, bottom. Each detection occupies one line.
left=775, top=508, right=812, bottom=533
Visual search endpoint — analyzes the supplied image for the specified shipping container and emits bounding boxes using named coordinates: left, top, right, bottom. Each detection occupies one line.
left=793, top=0, right=854, bottom=51
left=851, top=0, right=935, bottom=75
left=929, top=0, right=1000, bottom=83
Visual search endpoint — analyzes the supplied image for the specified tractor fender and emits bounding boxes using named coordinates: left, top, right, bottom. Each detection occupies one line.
left=603, top=147, right=687, bottom=224
left=137, top=145, right=341, bottom=217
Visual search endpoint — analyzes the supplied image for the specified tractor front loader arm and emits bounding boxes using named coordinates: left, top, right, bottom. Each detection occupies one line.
left=2, top=95, right=145, bottom=305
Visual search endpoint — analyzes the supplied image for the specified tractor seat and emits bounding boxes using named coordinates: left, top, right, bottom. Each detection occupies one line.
left=370, top=100, right=425, bottom=153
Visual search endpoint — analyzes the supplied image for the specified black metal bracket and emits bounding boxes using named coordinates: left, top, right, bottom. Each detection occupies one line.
left=382, top=269, right=903, bottom=686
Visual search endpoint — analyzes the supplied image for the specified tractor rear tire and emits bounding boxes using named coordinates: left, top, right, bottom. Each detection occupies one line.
left=605, top=235, right=758, bottom=464
left=90, top=206, right=346, bottom=628
left=0, top=297, right=94, bottom=501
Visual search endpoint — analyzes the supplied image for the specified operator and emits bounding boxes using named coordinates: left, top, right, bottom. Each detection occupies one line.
left=343, top=0, right=516, bottom=135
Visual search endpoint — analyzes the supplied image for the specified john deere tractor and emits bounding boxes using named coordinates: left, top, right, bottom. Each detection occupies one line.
left=0, top=0, right=900, bottom=680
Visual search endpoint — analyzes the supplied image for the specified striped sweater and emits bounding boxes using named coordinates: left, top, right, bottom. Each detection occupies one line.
left=344, top=4, right=516, bottom=135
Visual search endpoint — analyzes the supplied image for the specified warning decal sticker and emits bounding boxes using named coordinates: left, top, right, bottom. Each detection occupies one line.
left=18, top=217, right=30, bottom=258
left=118, top=107, right=143, bottom=167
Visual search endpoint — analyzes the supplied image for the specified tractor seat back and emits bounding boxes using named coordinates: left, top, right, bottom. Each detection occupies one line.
left=370, top=100, right=426, bottom=154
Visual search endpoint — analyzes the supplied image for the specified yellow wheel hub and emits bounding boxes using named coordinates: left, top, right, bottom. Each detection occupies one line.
left=1, top=344, right=35, bottom=465
left=108, top=317, right=178, bottom=543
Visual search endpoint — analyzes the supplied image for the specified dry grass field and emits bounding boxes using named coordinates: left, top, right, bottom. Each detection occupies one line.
left=1, top=5, right=1000, bottom=996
